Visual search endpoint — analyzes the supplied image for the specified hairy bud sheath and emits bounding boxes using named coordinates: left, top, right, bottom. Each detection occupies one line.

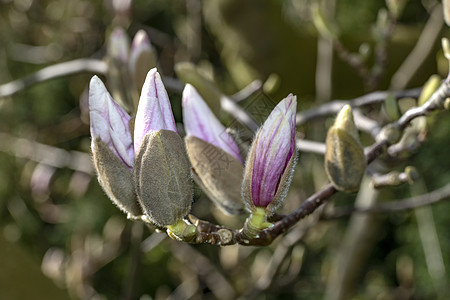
left=325, top=105, right=366, bottom=193
left=182, top=84, right=244, bottom=214
left=242, top=94, right=297, bottom=215
left=134, top=130, right=192, bottom=226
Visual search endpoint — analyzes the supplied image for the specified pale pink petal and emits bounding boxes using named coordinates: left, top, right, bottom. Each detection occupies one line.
left=89, top=76, right=134, bottom=169
left=182, top=84, right=243, bottom=163
left=134, top=68, right=177, bottom=152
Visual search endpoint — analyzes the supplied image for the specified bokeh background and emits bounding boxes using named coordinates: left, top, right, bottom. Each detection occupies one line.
left=0, top=0, right=450, bottom=299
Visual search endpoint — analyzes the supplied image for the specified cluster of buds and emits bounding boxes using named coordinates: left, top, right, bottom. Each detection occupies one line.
left=90, top=62, right=299, bottom=241
left=90, top=68, right=195, bottom=240
left=182, top=85, right=298, bottom=238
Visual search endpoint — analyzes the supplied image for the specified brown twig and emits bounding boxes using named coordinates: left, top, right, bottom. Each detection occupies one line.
left=295, top=87, right=422, bottom=126
left=190, top=75, right=450, bottom=246
left=323, top=181, right=450, bottom=219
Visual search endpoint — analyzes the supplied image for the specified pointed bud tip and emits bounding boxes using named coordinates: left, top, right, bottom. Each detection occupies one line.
left=132, top=30, right=151, bottom=49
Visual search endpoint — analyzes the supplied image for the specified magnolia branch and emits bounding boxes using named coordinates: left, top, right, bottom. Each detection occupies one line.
left=295, top=87, right=422, bottom=126
left=191, top=74, right=450, bottom=246
left=0, top=59, right=107, bottom=99
left=324, top=182, right=450, bottom=219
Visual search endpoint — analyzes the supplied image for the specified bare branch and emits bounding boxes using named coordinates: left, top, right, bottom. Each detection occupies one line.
left=296, top=87, right=422, bottom=126
left=0, top=59, right=107, bottom=99
left=0, top=132, right=94, bottom=174
left=324, top=182, right=450, bottom=219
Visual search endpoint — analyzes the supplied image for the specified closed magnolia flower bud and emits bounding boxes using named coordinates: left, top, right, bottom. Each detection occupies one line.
left=89, top=76, right=141, bottom=217
left=129, top=30, right=157, bottom=95
left=92, top=138, right=141, bottom=216
left=325, top=105, right=366, bottom=193
left=183, top=84, right=244, bottom=214
left=133, top=69, right=193, bottom=226
left=106, top=27, right=134, bottom=112
left=242, top=94, right=297, bottom=215
left=134, top=130, right=192, bottom=226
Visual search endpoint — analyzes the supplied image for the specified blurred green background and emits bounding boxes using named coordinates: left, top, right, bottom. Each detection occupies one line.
left=0, top=0, right=450, bottom=299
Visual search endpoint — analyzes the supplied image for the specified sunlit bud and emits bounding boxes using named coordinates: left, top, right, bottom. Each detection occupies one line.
left=129, top=30, right=157, bottom=92
left=89, top=76, right=140, bottom=216
left=92, top=139, right=141, bottom=217
left=183, top=84, right=242, bottom=162
left=242, top=95, right=297, bottom=214
left=89, top=76, right=134, bottom=169
left=183, top=84, right=244, bottom=214
left=325, top=105, right=366, bottom=193
left=134, top=68, right=177, bottom=153
left=134, top=130, right=193, bottom=226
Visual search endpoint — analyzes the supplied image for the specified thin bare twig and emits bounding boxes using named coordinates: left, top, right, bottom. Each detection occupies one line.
left=0, top=132, right=94, bottom=174
left=295, top=87, right=422, bottom=126
left=323, top=181, right=450, bottom=219
left=0, top=58, right=107, bottom=99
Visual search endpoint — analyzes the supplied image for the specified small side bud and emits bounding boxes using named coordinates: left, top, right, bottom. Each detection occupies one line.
left=418, top=75, right=441, bottom=106
left=134, top=130, right=193, bottom=226
left=92, top=139, right=141, bottom=217
left=384, top=93, right=400, bottom=121
left=129, top=30, right=158, bottom=93
left=376, top=123, right=402, bottom=144
left=371, top=166, right=420, bottom=188
left=442, top=37, right=450, bottom=61
left=325, top=105, right=366, bottom=193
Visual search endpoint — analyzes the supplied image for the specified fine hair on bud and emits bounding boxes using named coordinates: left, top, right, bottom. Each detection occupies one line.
left=185, top=135, right=244, bottom=214
left=134, top=130, right=193, bottom=226
left=92, top=138, right=142, bottom=217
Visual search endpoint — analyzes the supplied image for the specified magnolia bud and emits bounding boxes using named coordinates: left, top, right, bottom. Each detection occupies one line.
left=185, top=136, right=244, bottom=214
left=325, top=105, right=366, bottom=193
left=106, top=27, right=134, bottom=112
left=182, top=84, right=244, bottom=214
left=242, top=95, right=297, bottom=215
left=134, top=130, right=192, bottom=226
left=129, top=30, right=157, bottom=94
left=92, top=138, right=141, bottom=217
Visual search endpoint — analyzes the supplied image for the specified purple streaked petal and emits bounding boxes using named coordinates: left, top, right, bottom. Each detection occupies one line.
left=89, top=76, right=134, bottom=169
left=134, top=68, right=177, bottom=152
left=251, top=95, right=297, bottom=207
left=182, top=84, right=243, bottom=163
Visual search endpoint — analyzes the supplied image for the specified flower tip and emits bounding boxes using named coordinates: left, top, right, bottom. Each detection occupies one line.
left=132, top=30, right=151, bottom=49
left=182, top=84, right=196, bottom=105
left=335, top=104, right=354, bottom=130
